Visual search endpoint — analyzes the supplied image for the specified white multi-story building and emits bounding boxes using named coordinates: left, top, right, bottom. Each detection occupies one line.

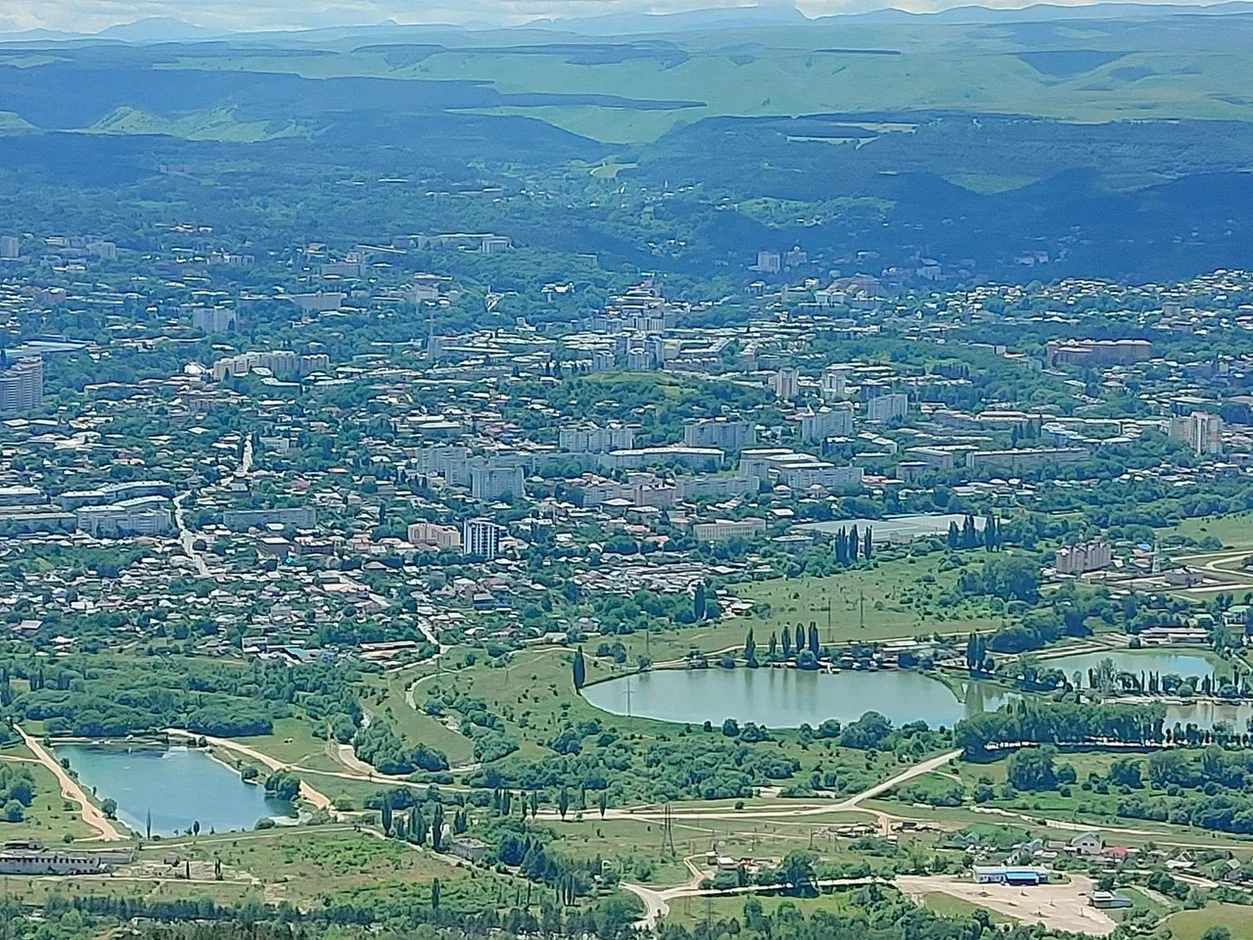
left=799, top=405, right=853, bottom=442
left=866, top=392, right=908, bottom=424
left=683, top=418, right=756, bottom=450
left=192, top=307, right=238, bottom=334
left=558, top=424, right=636, bottom=453
left=692, top=518, right=767, bottom=542
left=463, top=518, right=504, bottom=559
left=76, top=497, right=173, bottom=539
left=1169, top=411, right=1223, bottom=455
left=212, top=351, right=329, bottom=381
left=470, top=465, right=524, bottom=502
left=0, top=235, right=19, bottom=260
left=406, top=522, right=462, bottom=552
left=0, top=357, right=42, bottom=413
left=1056, top=540, right=1113, bottom=575
left=772, top=368, right=799, bottom=401
left=821, top=365, right=850, bottom=399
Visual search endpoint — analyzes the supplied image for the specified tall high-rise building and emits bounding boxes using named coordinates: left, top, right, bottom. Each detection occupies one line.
left=0, top=357, right=43, bottom=413
left=772, top=368, right=799, bottom=401
left=462, top=518, right=504, bottom=560
left=800, top=405, right=854, bottom=442
left=821, top=365, right=850, bottom=400
left=1170, top=411, right=1223, bottom=455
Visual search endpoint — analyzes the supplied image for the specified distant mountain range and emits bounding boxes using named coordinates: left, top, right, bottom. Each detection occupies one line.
left=4, top=1, right=1253, bottom=42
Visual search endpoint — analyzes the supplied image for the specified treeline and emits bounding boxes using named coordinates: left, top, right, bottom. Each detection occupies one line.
left=955, top=701, right=1165, bottom=756
left=4, top=654, right=362, bottom=740
left=470, top=732, right=801, bottom=802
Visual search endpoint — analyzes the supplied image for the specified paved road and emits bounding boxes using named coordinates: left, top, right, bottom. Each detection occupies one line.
left=173, top=492, right=210, bottom=578
left=18, top=726, right=126, bottom=842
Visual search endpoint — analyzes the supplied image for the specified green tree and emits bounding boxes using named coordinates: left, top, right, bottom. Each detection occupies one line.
left=1007, top=745, right=1058, bottom=791
left=572, top=647, right=586, bottom=690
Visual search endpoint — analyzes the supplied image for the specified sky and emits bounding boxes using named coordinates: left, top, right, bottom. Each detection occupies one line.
left=0, top=0, right=1225, bottom=33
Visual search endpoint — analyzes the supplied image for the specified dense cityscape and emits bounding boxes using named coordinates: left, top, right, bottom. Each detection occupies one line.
left=4, top=4, right=1253, bottom=940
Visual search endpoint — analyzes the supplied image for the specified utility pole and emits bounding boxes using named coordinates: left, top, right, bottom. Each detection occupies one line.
left=624, top=677, right=633, bottom=720
left=826, top=597, right=833, bottom=646
left=859, top=589, right=865, bottom=630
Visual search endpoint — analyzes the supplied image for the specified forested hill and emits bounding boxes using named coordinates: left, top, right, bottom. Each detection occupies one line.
left=2, top=10, right=1252, bottom=281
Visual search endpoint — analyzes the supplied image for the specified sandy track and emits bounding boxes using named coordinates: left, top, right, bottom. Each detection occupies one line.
left=18, top=726, right=126, bottom=842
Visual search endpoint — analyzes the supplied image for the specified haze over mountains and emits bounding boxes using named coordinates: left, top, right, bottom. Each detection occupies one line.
left=1, top=0, right=1251, bottom=283
left=4, top=0, right=1253, bottom=39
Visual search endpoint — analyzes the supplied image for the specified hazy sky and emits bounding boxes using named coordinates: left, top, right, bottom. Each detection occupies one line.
left=0, top=0, right=1219, bottom=33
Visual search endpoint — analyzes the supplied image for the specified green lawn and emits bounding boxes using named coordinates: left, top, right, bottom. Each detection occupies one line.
left=920, top=892, right=1008, bottom=922
left=662, top=889, right=857, bottom=929
left=0, top=758, right=99, bottom=843
left=724, top=555, right=1004, bottom=646
left=1164, top=903, right=1253, bottom=940
left=1165, top=512, right=1253, bottom=551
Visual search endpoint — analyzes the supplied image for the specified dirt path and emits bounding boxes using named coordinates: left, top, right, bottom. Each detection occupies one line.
left=606, top=749, right=961, bottom=824
left=18, top=726, right=126, bottom=842
left=164, top=730, right=337, bottom=815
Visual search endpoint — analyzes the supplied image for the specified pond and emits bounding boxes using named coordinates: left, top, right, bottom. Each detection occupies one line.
left=581, top=666, right=1014, bottom=729
left=54, top=744, right=294, bottom=837
left=1044, top=649, right=1218, bottom=680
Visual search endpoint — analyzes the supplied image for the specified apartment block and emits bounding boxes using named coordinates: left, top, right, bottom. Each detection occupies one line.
left=406, top=521, right=462, bottom=552
left=866, top=392, right=908, bottom=424
left=463, top=518, right=504, bottom=559
left=559, top=424, right=636, bottom=453
left=1169, top=411, right=1223, bottom=455
left=1055, top=540, right=1113, bottom=575
left=0, top=357, right=43, bottom=413
left=470, top=465, right=524, bottom=501
left=799, top=405, right=853, bottom=442
left=692, top=518, right=767, bottom=542
left=682, top=417, right=756, bottom=450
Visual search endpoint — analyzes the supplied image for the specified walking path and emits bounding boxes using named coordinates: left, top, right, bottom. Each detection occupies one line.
left=17, top=726, right=126, bottom=842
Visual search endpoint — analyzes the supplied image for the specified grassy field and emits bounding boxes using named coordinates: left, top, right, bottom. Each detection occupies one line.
left=724, top=554, right=1004, bottom=645
left=1164, top=903, right=1253, bottom=940
left=661, top=888, right=858, bottom=929
left=1165, top=512, right=1253, bottom=550
left=0, top=755, right=99, bottom=843
left=919, top=892, right=1008, bottom=922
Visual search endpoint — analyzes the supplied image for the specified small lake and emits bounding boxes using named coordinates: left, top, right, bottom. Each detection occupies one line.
left=581, top=667, right=1014, bottom=729
left=1166, top=700, right=1253, bottom=733
left=55, top=745, right=294, bottom=837
left=1044, top=650, right=1218, bottom=679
